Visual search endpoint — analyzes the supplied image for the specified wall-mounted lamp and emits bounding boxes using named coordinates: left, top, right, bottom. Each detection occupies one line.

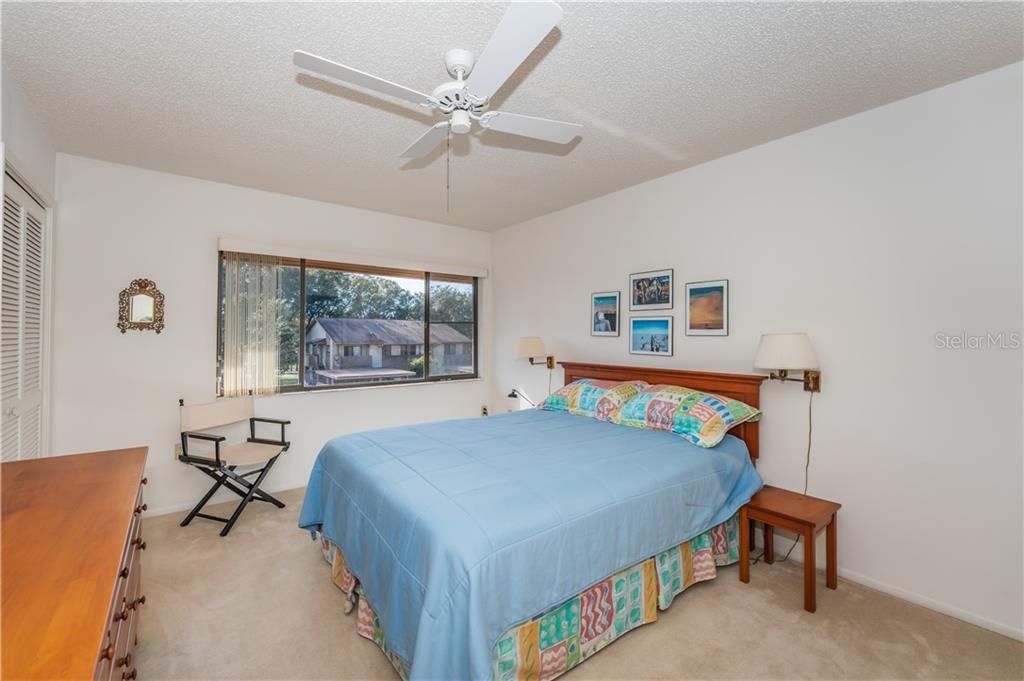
left=515, top=336, right=554, bottom=370
left=507, top=389, right=537, bottom=407
left=753, top=332, right=821, bottom=392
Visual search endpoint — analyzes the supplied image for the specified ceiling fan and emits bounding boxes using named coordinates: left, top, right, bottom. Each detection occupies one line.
left=293, top=1, right=582, bottom=162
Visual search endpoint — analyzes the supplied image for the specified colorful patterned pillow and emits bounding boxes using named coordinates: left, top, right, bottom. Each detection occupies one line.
left=541, top=379, right=649, bottom=422
left=615, top=384, right=761, bottom=448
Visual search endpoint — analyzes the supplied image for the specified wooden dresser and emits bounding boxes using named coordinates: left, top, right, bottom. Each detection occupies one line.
left=2, top=447, right=149, bottom=681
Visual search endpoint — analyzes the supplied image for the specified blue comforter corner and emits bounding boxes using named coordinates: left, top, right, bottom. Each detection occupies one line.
left=299, top=409, right=762, bottom=681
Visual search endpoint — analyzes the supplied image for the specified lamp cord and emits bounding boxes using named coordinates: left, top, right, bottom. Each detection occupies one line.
left=776, top=389, right=814, bottom=563
left=514, top=390, right=536, bottom=407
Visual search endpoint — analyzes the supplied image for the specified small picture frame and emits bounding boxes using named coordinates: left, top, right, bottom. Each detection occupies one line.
left=629, top=316, right=673, bottom=356
left=117, top=278, right=165, bottom=334
left=685, top=279, right=729, bottom=336
left=591, top=291, right=620, bottom=336
left=629, top=269, right=673, bottom=311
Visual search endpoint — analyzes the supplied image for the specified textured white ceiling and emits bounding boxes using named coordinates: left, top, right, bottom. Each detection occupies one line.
left=2, top=2, right=1021, bottom=231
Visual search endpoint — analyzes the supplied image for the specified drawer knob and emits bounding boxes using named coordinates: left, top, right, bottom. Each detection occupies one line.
left=134, top=503, right=148, bottom=515
left=131, top=538, right=147, bottom=550
left=116, top=653, right=132, bottom=668
left=101, top=644, right=115, bottom=660
left=131, top=595, right=147, bottom=609
left=122, top=669, right=137, bottom=681
left=120, top=567, right=129, bottom=579
left=114, top=606, right=129, bottom=621
left=141, top=477, right=148, bottom=485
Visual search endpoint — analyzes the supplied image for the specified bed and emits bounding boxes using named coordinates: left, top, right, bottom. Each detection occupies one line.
left=299, top=362, right=765, bottom=681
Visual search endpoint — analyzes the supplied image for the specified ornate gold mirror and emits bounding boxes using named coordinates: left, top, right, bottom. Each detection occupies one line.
left=118, top=279, right=165, bottom=333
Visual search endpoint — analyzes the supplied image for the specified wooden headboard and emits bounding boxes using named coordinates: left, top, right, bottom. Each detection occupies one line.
left=559, top=361, right=766, bottom=461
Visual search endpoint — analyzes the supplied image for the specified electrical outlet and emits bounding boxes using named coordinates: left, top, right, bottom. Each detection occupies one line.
left=480, top=405, right=489, bottom=416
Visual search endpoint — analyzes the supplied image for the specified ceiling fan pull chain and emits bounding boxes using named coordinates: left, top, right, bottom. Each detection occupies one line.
left=446, top=130, right=452, bottom=214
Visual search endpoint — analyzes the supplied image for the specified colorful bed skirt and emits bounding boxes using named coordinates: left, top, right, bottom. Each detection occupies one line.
left=317, top=513, right=741, bottom=681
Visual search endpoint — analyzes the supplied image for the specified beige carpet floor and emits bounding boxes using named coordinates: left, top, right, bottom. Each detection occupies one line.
left=136, top=488, right=1022, bottom=680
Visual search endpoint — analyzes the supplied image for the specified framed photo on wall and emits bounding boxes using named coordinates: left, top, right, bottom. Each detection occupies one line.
left=685, top=279, right=729, bottom=336
left=629, top=316, right=673, bottom=356
left=629, top=269, right=673, bottom=311
left=591, top=291, right=620, bottom=336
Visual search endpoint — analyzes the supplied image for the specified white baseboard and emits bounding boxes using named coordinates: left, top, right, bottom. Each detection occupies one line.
left=144, top=499, right=196, bottom=518
left=143, top=481, right=304, bottom=519
left=837, top=565, right=1023, bottom=642
left=759, top=533, right=1023, bottom=642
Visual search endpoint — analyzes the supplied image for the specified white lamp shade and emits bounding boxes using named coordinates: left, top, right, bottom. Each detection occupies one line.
left=753, top=333, right=819, bottom=371
left=515, top=336, right=547, bottom=359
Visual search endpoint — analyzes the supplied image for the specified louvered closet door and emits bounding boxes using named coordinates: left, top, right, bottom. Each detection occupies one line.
left=1, top=175, right=45, bottom=461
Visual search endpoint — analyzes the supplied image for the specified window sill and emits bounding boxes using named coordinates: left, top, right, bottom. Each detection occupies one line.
left=259, top=376, right=484, bottom=399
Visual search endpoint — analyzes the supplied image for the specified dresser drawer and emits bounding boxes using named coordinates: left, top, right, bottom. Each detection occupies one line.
left=94, top=632, right=115, bottom=681
left=108, top=603, right=138, bottom=681
left=125, top=547, right=144, bottom=615
left=114, top=549, right=144, bottom=679
left=96, top=478, right=146, bottom=681
left=108, top=488, right=143, bottom=614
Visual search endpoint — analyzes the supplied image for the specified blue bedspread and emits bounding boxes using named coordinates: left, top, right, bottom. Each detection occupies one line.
left=299, top=409, right=762, bottom=681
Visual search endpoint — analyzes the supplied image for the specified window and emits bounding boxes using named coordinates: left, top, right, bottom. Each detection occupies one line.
left=277, top=264, right=301, bottom=387
left=429, top=275, right=476, bottom=378
left=217, top=254, right=299, bottom=395
left=217, top=253, right=478, bottom=393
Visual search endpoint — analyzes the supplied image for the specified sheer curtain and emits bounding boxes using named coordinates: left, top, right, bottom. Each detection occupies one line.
left=221, top=252, right=283, bottom=397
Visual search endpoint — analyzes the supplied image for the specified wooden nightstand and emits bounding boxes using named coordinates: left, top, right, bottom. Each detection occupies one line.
left=739, top=485, right=841, bottom=613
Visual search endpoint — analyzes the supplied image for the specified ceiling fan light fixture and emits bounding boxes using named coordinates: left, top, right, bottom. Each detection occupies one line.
left=450, top=110, right=472, bottom=134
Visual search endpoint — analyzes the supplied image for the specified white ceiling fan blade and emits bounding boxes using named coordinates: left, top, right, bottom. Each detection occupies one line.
left=401, top=122, right=450, bottom=159
left=294, top=51, right=436, bottom=108
left=465, top=1, right=563, bottom=100
left=479, top=111, right=581, bottom=144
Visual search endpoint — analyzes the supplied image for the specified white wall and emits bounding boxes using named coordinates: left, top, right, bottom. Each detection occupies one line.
left=492, top=63, right=1023, bottom=638
left=50, top=155, right=492, bottom=516
left=1, top=69, right=56, bottom=197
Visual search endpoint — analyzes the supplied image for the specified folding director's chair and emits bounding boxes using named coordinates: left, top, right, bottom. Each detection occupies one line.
left=177, top=396, right=290, bottom=537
